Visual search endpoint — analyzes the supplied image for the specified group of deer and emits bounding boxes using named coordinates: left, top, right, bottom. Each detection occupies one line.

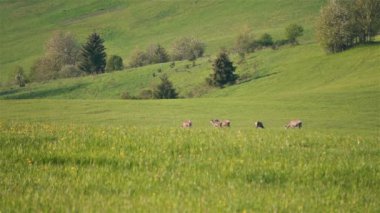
left=182, top=119, right=302, bottom=129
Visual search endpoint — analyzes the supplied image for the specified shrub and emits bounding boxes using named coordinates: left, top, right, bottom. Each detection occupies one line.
left=146, top=44, right=169, bottom=64
left=45, top=31, right=80, bottom=66
left=29, top=31, right=80, bottom=82
left=258, top=33, right=274, bottom=47
left=106, top=55, right=124, bottom=72
left=59, top=65, right=85, bottom=78
left=171, top=37, right=205, bottom=61
left=121, top=91, right=136, bottom=99
left=138, top=89, right=153, bottom=99
left=286, top=24, right=304, bottom=45
left=12, top=66, right=27, bottom=87
left=129, top=49, right=149, bottom=68
left=234, top=29, right=256, bottom=57
left=29, top=57, right=60, bottom=82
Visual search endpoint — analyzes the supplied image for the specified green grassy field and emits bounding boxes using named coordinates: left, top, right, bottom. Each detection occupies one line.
left=1, top=122, right=379, bottom=212
left=1, top=0, right=380, bottom=211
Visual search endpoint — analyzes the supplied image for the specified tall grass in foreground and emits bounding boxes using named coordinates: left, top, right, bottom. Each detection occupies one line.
left=0, top=122, right=379, bottom=212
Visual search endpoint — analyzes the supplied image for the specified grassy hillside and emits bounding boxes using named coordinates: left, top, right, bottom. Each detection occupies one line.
left=1, top=42, right=378, bottom=99
left=0, top=0, right=324, bottom=82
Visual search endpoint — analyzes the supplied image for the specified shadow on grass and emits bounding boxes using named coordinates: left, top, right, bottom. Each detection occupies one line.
left=36, top=155, right=137, bottom=170
left=1, top=83, right=89, bottom=99
left=238, top=72, right=279, bottom=84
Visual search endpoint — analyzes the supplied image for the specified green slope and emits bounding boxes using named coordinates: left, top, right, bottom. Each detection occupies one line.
left=0, top=0, right=379, bottom=135
left=0, top=0, right=324, bottom=82
left=1, top=42, right=378, bottom=100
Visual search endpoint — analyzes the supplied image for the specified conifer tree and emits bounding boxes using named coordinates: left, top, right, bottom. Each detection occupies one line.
left=207, top=51, right=238, bottom=88
left=153, top=74, right=178, bottom=99
left=79, top=33, right=107, bottom=74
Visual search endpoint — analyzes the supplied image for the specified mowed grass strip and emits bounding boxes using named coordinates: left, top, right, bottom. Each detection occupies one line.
left=0, top=122, right=379, bottom=212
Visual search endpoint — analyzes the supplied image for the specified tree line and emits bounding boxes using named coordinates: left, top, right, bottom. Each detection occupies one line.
left=10, top=22, right=304, bottom=99
left=317, top=0, right=380, bottom=53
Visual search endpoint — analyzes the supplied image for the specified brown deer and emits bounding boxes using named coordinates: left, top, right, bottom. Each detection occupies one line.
left=285, top=119, right=302, bottom=129
left=182, top=120, right=192, bottom=128
left=210, top=119, right=222, bottom=127
left=221, top=120, right=231, bottom=127
left=210, top=119, right=231, bottom=127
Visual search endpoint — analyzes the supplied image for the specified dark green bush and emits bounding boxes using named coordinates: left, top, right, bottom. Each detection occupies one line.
left=106, top=55, right=124, bottom=72
left=258, top=33, right=274, bottom=47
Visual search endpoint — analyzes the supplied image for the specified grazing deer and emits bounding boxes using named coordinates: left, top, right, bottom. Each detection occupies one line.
left=254, top=121, right=264, bottom=129
left=210, top=119, right=222, bottom=127
left=285, top=119, right=302, bottom=129
left=210, top=119, right=231, bottom=127
left=221, top=120, right=231, bottom=127
left=182, top=120, right=192, bottom=128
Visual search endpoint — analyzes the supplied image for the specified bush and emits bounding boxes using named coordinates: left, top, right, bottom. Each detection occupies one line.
left=171, top=37, right=205, bottom=61
left=257, top=33, right=274, bottom=47
left=59, top=65, right=85, bottom=78
left=286, top=24, right=304, bottom=45
left=129, top=49, right=149, bottom=68
left=28, top=31, right=81, bottom=82
left=45, top=31, right=80, bottom=67
left=146, top=44, right=169, bottom=64
left=12, top=66, right=27, bottom=87
left=138, top=89, right=153, bottom=99
left=106, top=55, right=124, bottom=72
left=29, top=57, right=60, bottom=82
left=120, top=91, right=136, bottom=100
left=234, top=29, right=256, bottom=56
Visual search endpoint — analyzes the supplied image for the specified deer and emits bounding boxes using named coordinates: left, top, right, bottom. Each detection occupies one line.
left=182, top=120, right=192, bottom=128
left=285, top=119, right=302, bottom=129
left=254, top=121, right=264, bottom=128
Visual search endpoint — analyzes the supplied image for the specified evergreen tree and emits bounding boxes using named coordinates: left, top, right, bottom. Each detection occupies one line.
left=79, top=33, right=107, bottom=74
left=153, top=74, right=178, bottom=99
left=207, top=51, right=238, bottom=88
